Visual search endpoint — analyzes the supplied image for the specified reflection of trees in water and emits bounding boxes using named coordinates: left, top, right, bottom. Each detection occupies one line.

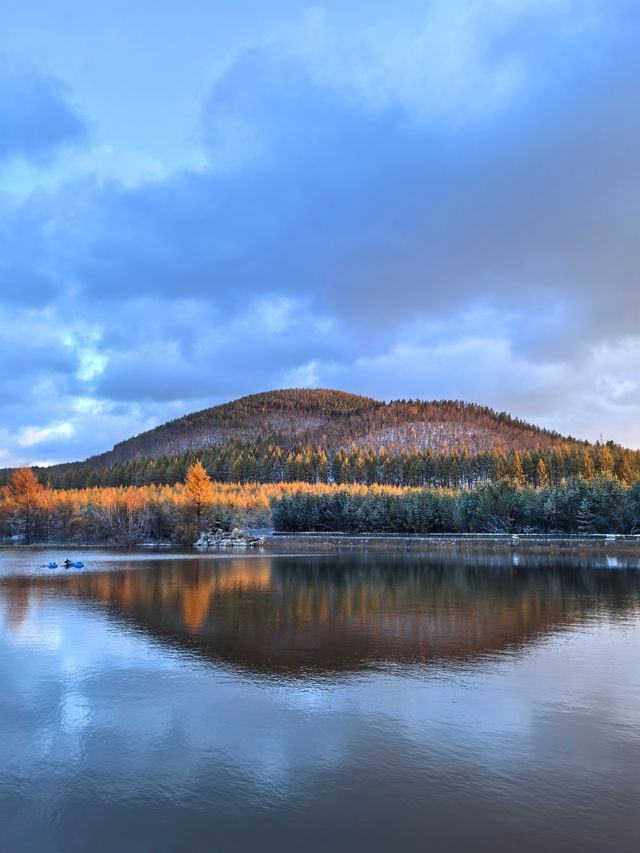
left=0, top=582, right=45, bottom=631
left=0, top=583, right=31, bottom=631
left=2, top=554, right=639, bottom=675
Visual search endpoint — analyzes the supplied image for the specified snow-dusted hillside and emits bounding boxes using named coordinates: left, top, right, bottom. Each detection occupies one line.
left=82, top=389, right=574, bottom=466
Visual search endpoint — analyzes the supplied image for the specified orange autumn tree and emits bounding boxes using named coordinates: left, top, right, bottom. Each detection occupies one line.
left=535, top=458, right=549, bottom=489
left=3, top=467, right=46, bottom=544
left=184, top=460, right=216, bottom=530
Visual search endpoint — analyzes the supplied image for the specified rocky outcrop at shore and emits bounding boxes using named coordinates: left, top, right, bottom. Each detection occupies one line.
left=195, top=528, right=265, bottom=548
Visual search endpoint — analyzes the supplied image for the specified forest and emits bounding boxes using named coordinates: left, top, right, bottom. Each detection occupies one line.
left=1, top=389, right=600, bottom=494
left=4, top=390, right=639, bottom=500
left=3, top=439, right=639, bottom=492
left=2, top=462, right=640, bottom=545
left=0, top=463, right=288, bottom=546
left=271, top=477, right=640, bottom=535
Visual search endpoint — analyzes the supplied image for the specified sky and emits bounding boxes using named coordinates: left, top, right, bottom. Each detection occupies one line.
left=1, top=0, right=639, bottom=466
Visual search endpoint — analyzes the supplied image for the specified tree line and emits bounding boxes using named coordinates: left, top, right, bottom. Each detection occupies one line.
left=4, top=440, right=638, bottom=492
left=3, top=463, right=640, bottom=544
left=1, top=463, right=273, bottom=545
left=0, top=463, right=406, bottom=545
left=272, top=478, right=640, bottom=535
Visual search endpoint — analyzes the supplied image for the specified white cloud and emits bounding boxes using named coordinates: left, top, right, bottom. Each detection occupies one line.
left=76, top=347, right=107, bottom=381
left=17, top=421, right=74, bottom=447
left=281, top=360, right=320, bottom=387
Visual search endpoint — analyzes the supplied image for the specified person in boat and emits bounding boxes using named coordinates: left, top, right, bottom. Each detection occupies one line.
left=63, top=558, right=73, bottom=568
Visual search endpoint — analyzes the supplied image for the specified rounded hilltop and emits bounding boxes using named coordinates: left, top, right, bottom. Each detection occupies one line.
left=194, top=389, right=380, bottom=420
left=81, top=387, right=573, bottom=467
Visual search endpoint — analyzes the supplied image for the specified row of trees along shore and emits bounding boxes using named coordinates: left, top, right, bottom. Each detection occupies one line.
left=0, top=463, right=281, bottom=546
left=5, top=441, right=639, bottom=491
left=2, top=463, right=640, bottom=544
left=272, top=477, right=640, bottom=535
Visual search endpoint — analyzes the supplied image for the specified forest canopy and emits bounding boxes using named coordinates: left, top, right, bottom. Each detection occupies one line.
left=3, top=440, right=636, bottom=493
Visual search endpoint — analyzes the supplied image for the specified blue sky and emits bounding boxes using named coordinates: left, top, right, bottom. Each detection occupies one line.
left=1, top=0, right=639, bottom=465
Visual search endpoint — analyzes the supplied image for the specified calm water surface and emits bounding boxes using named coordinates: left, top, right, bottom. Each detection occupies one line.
left=1, top=547, right=639, bottom=852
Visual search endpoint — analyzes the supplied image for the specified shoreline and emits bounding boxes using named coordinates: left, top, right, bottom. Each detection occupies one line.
left=266, top=532, right=640, bottom=555
left=5, top=532, right=640, bottom=556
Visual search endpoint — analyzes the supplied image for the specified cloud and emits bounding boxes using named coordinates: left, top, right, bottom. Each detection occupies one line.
left=1, top=1, right=640, bottom=464
left=263, top=1, right=602, bottom=121
left=92, top=296, right=341, bottom=403
left=17, top=421, right=74, bottom=448
left=0, top=64, right=87, bottom=164
left=67, top=21, right=640, bottom=345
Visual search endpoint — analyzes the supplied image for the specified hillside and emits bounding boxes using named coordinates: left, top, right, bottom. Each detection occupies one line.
left=87, top=388, right=574, bottom=466
left=4, top=388, right=638, bottom=491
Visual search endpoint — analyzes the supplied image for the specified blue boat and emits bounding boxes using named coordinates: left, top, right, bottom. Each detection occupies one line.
left=48, top=562, right=58, bottom=569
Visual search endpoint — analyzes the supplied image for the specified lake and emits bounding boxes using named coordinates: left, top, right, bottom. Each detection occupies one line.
left=1, top=547, right=639, bottom=852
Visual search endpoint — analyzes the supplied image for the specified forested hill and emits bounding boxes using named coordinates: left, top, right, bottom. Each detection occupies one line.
left=88, top=388, right=573, bottom=465
left=4, top=388, right=639, bottom=490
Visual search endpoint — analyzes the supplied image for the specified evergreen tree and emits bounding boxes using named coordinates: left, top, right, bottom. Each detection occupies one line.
left=576, top=496, right=594, bottom=534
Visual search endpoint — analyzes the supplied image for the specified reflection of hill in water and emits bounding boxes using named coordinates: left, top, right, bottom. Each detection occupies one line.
left=3, top=553, right=640, bottom=675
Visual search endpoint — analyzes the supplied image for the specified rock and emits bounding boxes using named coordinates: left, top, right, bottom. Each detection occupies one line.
left=194, top=528, right=264, bottom=548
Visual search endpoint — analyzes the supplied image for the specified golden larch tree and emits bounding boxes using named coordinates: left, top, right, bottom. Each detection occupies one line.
left=535, top=458, right=549, bottom=489
left=184, top=460, right=215, bottom=529
left=598, top=445, right=614, bottom=475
